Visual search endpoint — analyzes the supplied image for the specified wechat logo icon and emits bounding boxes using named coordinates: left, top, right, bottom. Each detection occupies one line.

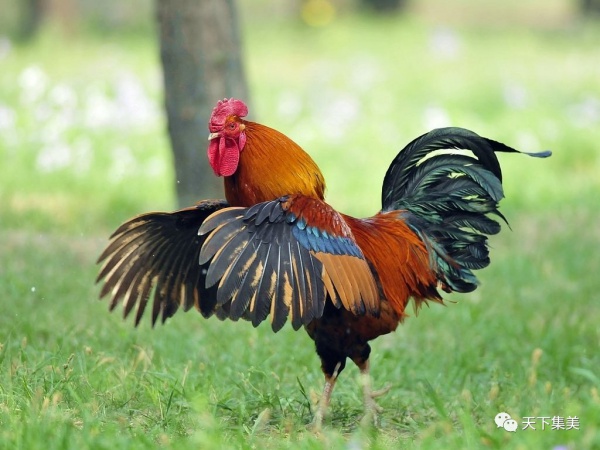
left=495, top=412, right=518, bottom=432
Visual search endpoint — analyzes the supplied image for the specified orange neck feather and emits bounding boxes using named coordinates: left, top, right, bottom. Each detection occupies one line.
left=224, top=121, right=326, bottom=206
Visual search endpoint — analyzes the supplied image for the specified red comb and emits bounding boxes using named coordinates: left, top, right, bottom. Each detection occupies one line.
left=209, top=98, right=248, bottom=132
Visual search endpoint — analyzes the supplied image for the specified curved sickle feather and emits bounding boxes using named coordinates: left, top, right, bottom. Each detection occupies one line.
left=96, top=200, right=229, bottom=326
left=199, top=195, right=380, bottom=332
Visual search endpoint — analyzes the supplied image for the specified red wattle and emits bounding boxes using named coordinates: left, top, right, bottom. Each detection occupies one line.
left=208, top=137, right=240, bottom=177
left=218, top=137, right=240, bottom=177
left=207, top=139, right=220, bottom=176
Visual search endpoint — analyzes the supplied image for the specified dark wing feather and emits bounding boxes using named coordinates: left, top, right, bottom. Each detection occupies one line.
left=198, top=195, right=380, bottom=332
left=96, top=199, right=229, bottom=326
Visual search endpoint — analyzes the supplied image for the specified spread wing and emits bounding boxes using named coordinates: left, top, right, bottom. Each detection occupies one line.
left=96, top=199, right=228, bottom=326
left=198, top=195, right=380, bottom=332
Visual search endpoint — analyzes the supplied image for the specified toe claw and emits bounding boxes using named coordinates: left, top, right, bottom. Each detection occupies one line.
left=371, top=383, right=392, bottom=398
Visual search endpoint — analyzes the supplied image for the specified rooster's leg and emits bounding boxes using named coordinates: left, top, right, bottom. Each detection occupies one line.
left=358, top=359, right=391, bottom=426
left=312, top=361, right=341, bottom=430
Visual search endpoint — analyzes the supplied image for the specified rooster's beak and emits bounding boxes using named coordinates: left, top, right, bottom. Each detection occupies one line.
left=208, top=132, right=220, bottom=140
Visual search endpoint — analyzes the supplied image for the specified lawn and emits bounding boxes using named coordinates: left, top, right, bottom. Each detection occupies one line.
left=1, top=2, right=599, bottom=449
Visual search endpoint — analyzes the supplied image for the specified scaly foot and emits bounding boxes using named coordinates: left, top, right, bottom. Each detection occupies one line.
left=359, top=361, right=391, bottom=427
left=311, top=362, right=341, bottom=431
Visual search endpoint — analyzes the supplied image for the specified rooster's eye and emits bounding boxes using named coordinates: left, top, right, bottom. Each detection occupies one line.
left=228, top=123, right=236, bottom=130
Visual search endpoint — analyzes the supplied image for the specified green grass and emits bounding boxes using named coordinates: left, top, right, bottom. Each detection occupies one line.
left=1, top=3, right=600, bottom=449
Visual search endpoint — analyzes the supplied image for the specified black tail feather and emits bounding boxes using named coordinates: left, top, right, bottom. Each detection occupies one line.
left=383, top=127, right=551, bottom=293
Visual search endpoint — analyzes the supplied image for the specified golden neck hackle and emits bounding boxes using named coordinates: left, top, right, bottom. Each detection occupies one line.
left=224, top=121, right=326, bottom=207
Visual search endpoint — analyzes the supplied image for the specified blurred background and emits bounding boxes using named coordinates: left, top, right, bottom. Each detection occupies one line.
left=1, top=0, right=599, bottom=447
left=1, top=0, right=599, bottom=227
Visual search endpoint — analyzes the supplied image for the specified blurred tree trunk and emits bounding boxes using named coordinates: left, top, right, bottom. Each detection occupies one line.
left=17, top=0, right=44, bottom=41
left=360, top=0, right=407, bottom=13
left=581, top=0, right=600, bottom=14
left=156, top=0, right=248, bottom=208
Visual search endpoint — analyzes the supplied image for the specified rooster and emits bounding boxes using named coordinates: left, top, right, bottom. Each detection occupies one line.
left=97, top=98, right=550, bottom=426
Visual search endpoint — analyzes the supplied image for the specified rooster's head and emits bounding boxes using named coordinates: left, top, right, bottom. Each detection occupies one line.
left=207, top=98, right=249, bottom=177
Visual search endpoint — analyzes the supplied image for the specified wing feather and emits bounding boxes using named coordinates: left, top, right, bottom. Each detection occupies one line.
left=198, top=195, right=380, bottom=330
left=100, top=195, right=381, bottom=331
left=96, top=200, right=229, bottom=326
left=249, top=247, right=276, bottom=326
left=228, top=250, right=260, bottom=320
left=272, top=242, right=293, bottom=331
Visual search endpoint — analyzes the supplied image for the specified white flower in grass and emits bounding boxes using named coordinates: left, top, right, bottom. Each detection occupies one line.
left=19, top=65, right=48, bottom=105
